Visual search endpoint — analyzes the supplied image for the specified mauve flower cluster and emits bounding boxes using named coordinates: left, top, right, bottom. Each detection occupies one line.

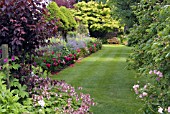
left=24, top=75, right=95, bottom=113
left=66, top=39, right=86, bottom=50
left=133, top=84, right=148, bottom=99
left=149, top=70, right=163, bottom=81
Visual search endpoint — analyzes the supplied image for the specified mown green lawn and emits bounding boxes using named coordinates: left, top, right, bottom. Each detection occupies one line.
left=52, top=45, right=143, bottom=114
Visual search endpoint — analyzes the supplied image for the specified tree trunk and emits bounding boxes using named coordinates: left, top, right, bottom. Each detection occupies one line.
left=62, top=31, right=67, bottom=42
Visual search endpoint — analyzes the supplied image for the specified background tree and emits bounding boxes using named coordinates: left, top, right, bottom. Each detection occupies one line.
left=0, top=0, right=57, bottom=62
left=73, top=1, right=121, bottom=38
left=47, top=2, right=69, bottom=42
left=107, top=0, right=140, bottom=31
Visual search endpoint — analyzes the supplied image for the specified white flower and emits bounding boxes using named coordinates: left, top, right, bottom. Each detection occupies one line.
left=158, top=107, right=163, bottom=113
left=31, top=72, right=35, bottom=77
left=38, top=100, right=45, bottom=107
left=149, top=70, right=152, bottom=74
left=144, top=85, right=147, bottom=89
left=133, top=84, right=139, bottom=89
left=142, top=92, right=148, bottom=97
left=168, top=106, right=170, bottom=112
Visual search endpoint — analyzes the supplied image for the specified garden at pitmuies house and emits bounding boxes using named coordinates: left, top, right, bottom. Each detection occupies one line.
left=0, top=0, right=170, bottom=114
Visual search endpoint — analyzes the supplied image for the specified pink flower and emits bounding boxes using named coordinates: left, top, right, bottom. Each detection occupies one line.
left=133, top=84, right=139, bottom=89
left=58, top=60, right=61, bottom=63
left=139, top=94, right=143, bottom=98
left=154, top=70, right=157, bottom=74
left=144, top=85, right=147, bottom=89
left=158, top=73, right=163, bottom=78
left=11, top=56, right=15, bottom=61
left=94, top=44, right=96, bottom=47
left=53, top=62, right=58, bottom=66
left=52, top=58, right=56, bottom=61
left=46, top=63, right=51, bottom=68
left=69, top=54, right=73, bottom=57
left=142, top=92, right=148, bottom=97
left=77, top=49, right=81, bottom=53
left=149, top=70, right=152, bottom=74
left=52, top=51, right=55, bottom=55
left=4, top=58, right=8, bottom=63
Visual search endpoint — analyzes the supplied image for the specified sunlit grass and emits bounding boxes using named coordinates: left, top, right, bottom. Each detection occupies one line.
left=52, top=45, right=143, bottom=114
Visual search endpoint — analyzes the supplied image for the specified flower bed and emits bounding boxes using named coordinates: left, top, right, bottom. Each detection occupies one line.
left=35, top=37, right=102, bottom=74
left=0, top=56, right=96, bottom=113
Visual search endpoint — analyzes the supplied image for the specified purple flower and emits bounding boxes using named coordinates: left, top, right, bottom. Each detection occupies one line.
left=11, top=56, right=15, bottom=61
left=4, top=58, right=8, bottom=63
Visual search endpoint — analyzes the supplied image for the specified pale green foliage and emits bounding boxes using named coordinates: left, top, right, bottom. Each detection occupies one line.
left=74, top=1, right=120, bottom=32
left=0, top=74, right=28, bottom=114
left=47, top=2, right=69, bottom=30
left=60, top=6, right=77, bottom=30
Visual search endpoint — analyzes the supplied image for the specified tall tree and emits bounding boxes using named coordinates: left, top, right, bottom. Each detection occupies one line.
left=73, top=1, right=121, bottom=38
left=108, top=0, right=139, bottom=30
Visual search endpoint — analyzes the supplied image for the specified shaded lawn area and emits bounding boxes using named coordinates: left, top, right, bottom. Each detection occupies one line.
left=52, top=45, right=143, bottom=114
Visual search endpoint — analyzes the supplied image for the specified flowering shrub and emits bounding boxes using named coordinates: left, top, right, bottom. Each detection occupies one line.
left=128, top=1, right=170, bottom=113
left=24, top=75, right=95, bottom=113
left=35, top=48, right=79, bottom=74
left=133, top=70, right=170, bottom=114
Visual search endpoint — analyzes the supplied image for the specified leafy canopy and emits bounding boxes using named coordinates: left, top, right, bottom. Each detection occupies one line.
left=73, top=1, right=120, bottom=32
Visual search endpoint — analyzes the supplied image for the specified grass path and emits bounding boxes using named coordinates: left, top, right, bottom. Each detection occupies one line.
left=53, top=45, right=142, bottom=114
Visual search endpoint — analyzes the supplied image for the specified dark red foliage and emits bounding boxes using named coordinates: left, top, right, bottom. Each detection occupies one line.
left=53, top=0, right=76, bottom=8
left=0, top=0, right=58, bottom=57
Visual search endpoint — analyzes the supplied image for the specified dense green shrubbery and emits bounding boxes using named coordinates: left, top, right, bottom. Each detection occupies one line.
left=128, top=0, right=170, bottom=113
